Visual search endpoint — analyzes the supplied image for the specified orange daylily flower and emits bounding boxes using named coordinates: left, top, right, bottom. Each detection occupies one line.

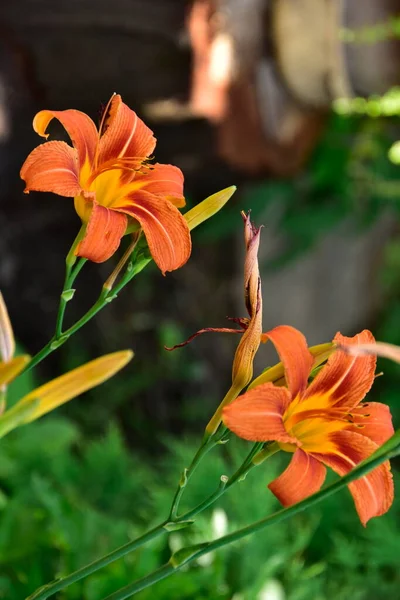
left=20, top=94, right=191, bottom=274
left=223, top=325, right=395, bottom=525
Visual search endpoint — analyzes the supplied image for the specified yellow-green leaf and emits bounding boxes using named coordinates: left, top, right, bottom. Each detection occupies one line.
left=13, top=350, right=133, bottom=424
left=0, top=397, right=39, bottom=438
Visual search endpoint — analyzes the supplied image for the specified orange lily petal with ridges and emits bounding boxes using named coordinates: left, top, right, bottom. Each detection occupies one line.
left=0, top=355, right=31, bottom=387
left=33, top=108, right=98, bottom=167
left=16, top=350, right=133, bottom=423
left=349, top=402, right=394, bottom=446
left=77, top=203, right=128, bottom=263
left=20, top=141, right=81, bottom=197
left=0, top=292, right=15, bottom=362
left=134, top=163, right=185, bottom=207
left=97, top=95, right=156, bottom=166
left=222, top=382, right=296, bottom=443
left=268, top=448, right=326, bottom=506
left=117, top=190, right=191, bottom=274
left=303, top=330, right=376, bottom=409
left=266, top=325, right=313, bottom=398
left=249, top=342, right=334, bottom=391
left=312, top=430, right=394, bottom=526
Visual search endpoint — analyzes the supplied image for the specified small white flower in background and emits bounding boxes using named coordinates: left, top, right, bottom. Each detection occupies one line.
left=211, top=508, right=228, bottom=539
left=197, top=508, right=229, bottom=567
left=197, top=552, right=214, bottom=567
left=168, top=533, right=184, bottom=554
left=258, top=579, right=286, bottom=600
left=389, top=141, right=400, bottom=164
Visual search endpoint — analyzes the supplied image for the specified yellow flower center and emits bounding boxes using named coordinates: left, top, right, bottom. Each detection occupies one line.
left=74, top=159, right=152, bottom=223
left=280, top=393, right=356, bottom=454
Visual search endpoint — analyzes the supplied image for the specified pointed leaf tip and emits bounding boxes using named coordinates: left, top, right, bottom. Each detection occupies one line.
left=184, top=185, right=237, bottom=231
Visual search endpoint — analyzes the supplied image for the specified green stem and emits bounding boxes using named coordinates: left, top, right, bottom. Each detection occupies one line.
left=96, top=442, right=271, bottom=600
left=25, top=439, right=267, bottom=600
left=182, top=442, right=273, bottom=521
left=103, top=430, right=400, bottom=599
left=22, top=252, right=152, bottom=376
left=55, top=258, right=87, bottom=338
left=54, top=226, right=86, bottom=337
left=168, top=426, right=228, bottom=521
left=22, top=341, right=54, bottom=375
left=102, top=564, right=176, bottom=600
left=21, top=288, right=107, bottom=376
left=26, top=521, right=169, bottom=600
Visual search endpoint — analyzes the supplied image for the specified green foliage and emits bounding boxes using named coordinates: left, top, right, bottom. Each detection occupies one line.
left=6, top=345, right=37, bottom=408
left=0, top=419, right=399, bottom=600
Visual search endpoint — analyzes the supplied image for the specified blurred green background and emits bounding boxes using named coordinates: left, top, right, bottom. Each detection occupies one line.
left=1, top=2, right=400, bottom=599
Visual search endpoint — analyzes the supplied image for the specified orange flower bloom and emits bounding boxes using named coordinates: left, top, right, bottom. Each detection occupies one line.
left=20, top=94, right=191, bottom=273
left=223, top=325, right=395, bottom=525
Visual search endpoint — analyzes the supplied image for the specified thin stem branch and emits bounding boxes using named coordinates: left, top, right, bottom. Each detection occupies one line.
left=55, top=258, right=87, bottom=338
left=101, top=432, right=400, bottom=599
left=21, top=249, right=152, bottom=376
left=182, top=441, right=270, bottom=521
left=25, top=439, right=268, bottom=600
left=168, top=426, right=228, bottom=521
left=102, top=564, right=175, bottom=600
left=26, top=522, right=168, bottom=600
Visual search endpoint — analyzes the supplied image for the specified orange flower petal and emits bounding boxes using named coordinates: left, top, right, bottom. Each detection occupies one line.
left=76, top=204, right=127, bottom=263
left=20, top=141, right=81, bottom=197
left=222, top=382, right=296, bottom=443
left=268, top=449, right=326, bottom=506
left=303, top=330, right=376, bottom=409
left=134, top=163, right=185, bottom=207
left=117, top=190, right=191, bottom=274
left=313, top=430, right=394, bottom=526
left=265, top=325, right=313, bottom=398
left=249, top=342, right=334, bottom=390
left=97, top=95, right=156, bottom=165
left=350, top=402, right=394, bottom=446
left=33, top=108, right=98, bottom=167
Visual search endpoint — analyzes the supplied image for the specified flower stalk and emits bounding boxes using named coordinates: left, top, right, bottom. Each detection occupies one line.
left=26, top=437, right=266, bottom=600
left=99, top=428, right=400, bottom=600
